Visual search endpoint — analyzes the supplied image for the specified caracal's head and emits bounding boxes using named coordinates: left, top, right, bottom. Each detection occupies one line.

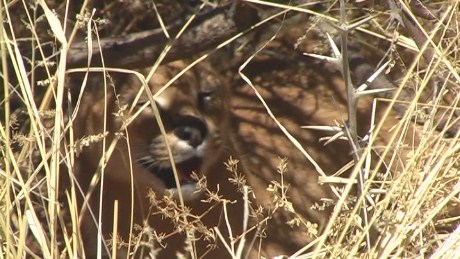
left=81, top=61, right=227, bottom=201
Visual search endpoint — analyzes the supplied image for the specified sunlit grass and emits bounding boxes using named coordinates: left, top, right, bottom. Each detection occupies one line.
left=2, top=0, right=460, bottom=258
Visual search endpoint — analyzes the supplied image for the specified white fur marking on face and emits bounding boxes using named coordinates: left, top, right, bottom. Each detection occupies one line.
left=173, top=139, right=207, bottom=163
left=154, top=95, right=169, bottom=109
left=173, top=141, right=196, bottom=162
left=195, top=141, right=207, bottom=157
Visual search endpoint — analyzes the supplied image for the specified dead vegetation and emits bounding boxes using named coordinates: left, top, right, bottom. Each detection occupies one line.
left=2, top=0, right=460, bottom=258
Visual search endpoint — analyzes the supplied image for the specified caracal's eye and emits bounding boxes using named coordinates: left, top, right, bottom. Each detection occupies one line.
left=134, top=100, right=149, bottom=111
left=135, top=100, right=148, bottom=107
left=134, top=99, right=158, bottom=113
left=198, top=90, right=215, bottom=110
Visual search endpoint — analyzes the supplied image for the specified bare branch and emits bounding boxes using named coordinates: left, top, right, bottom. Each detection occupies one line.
left=67, top=2, right=259, bottom=69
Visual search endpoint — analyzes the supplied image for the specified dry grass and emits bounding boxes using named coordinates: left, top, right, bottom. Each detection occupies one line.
left=2, top=0, right=460, bottom=258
